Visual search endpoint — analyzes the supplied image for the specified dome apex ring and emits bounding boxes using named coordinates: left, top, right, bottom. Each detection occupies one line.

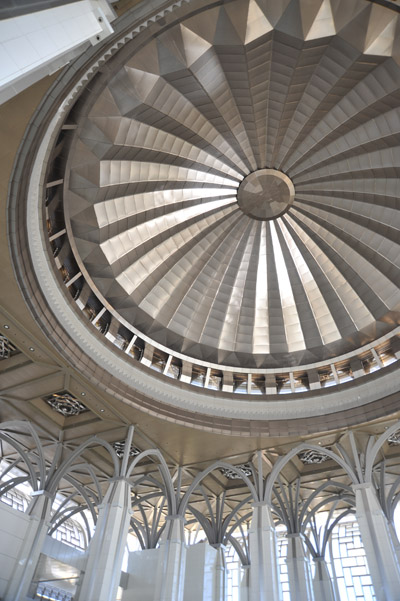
left=237, top=169, right=295, bottom=220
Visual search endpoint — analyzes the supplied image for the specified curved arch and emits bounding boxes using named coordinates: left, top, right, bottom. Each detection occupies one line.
left=62, top=474, right=98, bottom=523
left=48, top=505, right=88, bottom=539
left=300, top=495, right=354, bottom=557
left=264, top=444, right=359, bottom=503
left=130, top=518, right=146, bottom=550
left=0, top=475, right=30, bottom=499
left=321, top=507, right=355, bottom=556
left=131, top=491, right=166, bottom=509
left=48, top=436, right=119, bottom=495
left=389, top=491, right=400, bottom=524
left=196, top=486, right=218, bottom=533
left=365, top=420, right=400, bottom=482
left=272, top=483, right=293, bottom=531
left=179, top=461, right=258, bottom=516
left=226, top=529, right=251, bottom=567
left=0, top=420, right=47, bottom=486
left=187, top=504, right=216, bottom=543
left=302, top=494, right=355, bottom=532
left=298, top=480, right=353, bottom=526
left=0, top=432, right=39, bottom=491
left=131, top=493, right=167, bottom=549
left=67, top=462, right=103, bottom=506
left=126, top=449, right=176, bottom=515
left=137, top=503, right=152, bottom=548
left=224, top=510, right=252, bottom=543
left=221, top=495, right=254, bottom=541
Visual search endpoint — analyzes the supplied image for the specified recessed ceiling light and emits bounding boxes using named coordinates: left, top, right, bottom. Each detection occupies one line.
left=29, top=347, right=35, bottom=351
left=81, top=392, right=86, bottom=396
left=3, top=325, right=9, bottom=329
left=100, top=409, right=105, bottom=412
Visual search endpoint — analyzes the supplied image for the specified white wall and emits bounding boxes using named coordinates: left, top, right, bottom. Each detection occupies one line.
left=122, top=548, right=162, bottom=601
left=0, top=0, right=115, bottom=104
left=183, top=542, right=218, bottom=601
left=0, top=501, right=31, bottom=597
left=42, top=534, right=86, bottom=571
left=121, top=542, right=222, bottom=601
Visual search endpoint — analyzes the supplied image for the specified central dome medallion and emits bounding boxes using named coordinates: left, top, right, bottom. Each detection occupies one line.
left=237, top=169, right=295, bottom=220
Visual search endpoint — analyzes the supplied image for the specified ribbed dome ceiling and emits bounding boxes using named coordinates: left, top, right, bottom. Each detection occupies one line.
left=65, top=0, right=400, bottom=369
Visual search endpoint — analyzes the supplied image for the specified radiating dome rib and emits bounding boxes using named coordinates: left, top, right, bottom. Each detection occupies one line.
left=198, top=219, right=260, bottom=355
left=93, top=188, right=236, bottom=230
left=210, top=35, right=270, bottom=171
left=265, top=222, right=288, bottom=355
left=270, top=221, right=306, bottom=353
left=280, top=214, right=361, bottom=341
left=275, top=41, right=378, bottom=168
left=284, top=58, right=399, bottom=172
left=267, top=37, right=330, bottom=168
left=99, top=161, right=239, bottom=188
left=292, top=203, right=400, bottom=309
left=276, top=219, right=341, bottom=345
left=253, top=222, right=270, bottom=354
left=167, top=216, right=257, bottom=352
left=90, top=116, right=243, bottom=180
left=114, top=64, right=250, bottom=174
left=289, top=106, right=400, bottom=179
left=287, top=210, right=378, bottom=331
left=139, top=209, right=246, bottom=329
left=273, top=219, right=326, bottom=350
left=112, top=198, right=238, bottom=291
left=179, top=40, right=258, bottom=172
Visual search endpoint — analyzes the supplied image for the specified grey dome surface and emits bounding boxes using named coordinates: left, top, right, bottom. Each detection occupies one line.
left=64, top=0, right=400, bottom=370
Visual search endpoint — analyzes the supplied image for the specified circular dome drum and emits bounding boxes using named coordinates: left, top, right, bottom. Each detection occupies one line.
left=8, top=0, right=400, bottom=434
left=63, top=0, right=400, bottom=370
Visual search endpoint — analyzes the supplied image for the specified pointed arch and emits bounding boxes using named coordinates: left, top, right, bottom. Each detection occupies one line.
left=365, top=419, right=400, bottom=482
left=126, top=449, right=176, bottom=515
left=179, top=461, right=258, bottom=517
left=48, top=436, right=119, bottom=495
left=0, top=420, right=47, bottom=488
left=264, top=443, right=359, bottom=503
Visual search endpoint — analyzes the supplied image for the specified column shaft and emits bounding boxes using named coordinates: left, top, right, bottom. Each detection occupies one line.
left=154, top=515, right=186, bottom=601
left=354, top=483, right=400, bottom=601
left=312, top=557, right=336, bottom=601
left=4, top=493, right=51, bottom=601
left=214, top=544, right=227, bottom=601
left=248, top=502, right=282, bottom=601
left=388, top=521, right=400, bottom=567
left=240, top=566, right=250, bottom=601
left=76, top=478, right=131, bottom=601
left=286, top=534, right=314, bottom=601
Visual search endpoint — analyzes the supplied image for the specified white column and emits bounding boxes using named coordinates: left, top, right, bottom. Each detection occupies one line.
left=312, top=557, right=336, bottom=601
left=4, top=492, right=52, bottom=601
left=154, top=515, right=187, bottom=601
left=286, top=534, right=314, bottom=601
left=213, top=544, right=227, bottom=601
left=76, top=477, right=131, bottom=601
left=354, top=483, right=400, bottom=601
left=388, top=521, right=400, bottom=566
left=248, top=502, right=282, bottom=601
left=240, top=565, right=250, bottom=601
